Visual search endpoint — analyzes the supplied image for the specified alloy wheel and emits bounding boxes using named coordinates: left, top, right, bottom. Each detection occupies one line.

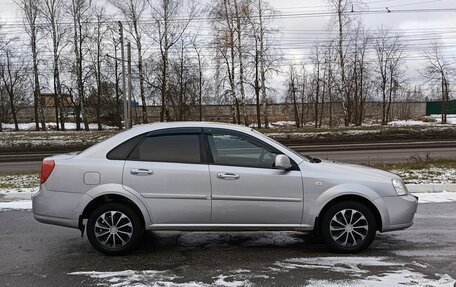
left=94, top=211, right=134, bottom=249
left=329, top=209, right=369, bottom=247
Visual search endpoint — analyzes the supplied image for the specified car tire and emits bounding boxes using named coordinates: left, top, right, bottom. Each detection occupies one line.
left=87, top=202, right=144, bottom=256
left=320, top=201, right=376, bottom=253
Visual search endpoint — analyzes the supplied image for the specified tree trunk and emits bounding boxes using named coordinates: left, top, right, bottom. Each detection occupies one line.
left=233, top=0, right=247, bottom=126
left=254, top=45, right=261, bottom=128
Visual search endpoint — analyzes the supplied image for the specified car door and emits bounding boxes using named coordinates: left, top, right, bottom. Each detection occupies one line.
left=205, top=128, right=304, bottom=226
left=122, top=128, right=211, bottom=225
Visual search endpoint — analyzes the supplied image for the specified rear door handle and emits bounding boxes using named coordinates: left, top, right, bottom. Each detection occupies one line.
left=217, top=173, right=240, bottom=180
left=130, top=168, right=153, bottom=176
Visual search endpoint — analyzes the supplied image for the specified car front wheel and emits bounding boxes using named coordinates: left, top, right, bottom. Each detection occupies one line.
left=86, top=202, right=144, bottom=255
left=320, top=201, right=376, bottom=253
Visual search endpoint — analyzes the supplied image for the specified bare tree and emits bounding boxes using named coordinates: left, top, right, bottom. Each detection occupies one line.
left=246, top=0, right=278, bottom=128
left=374, top=27, right=405, bottom=125
left=285, top=64, right=301, bottom=128
left=211, top=0, right=240, bottom=124
left=87, top=6, right=109, bottom=130
left=192, top=38, right=205, bottom=121
left=351, top=23, right=371, bottom=126
left=232, top=0, right=249, bottom=125
left=41, top=0, right=67, bottom=130
left=110, top=0, right=148, bottom=123
left=310, top=42, right=324, bottom=128
left=68, top=0, right=91, bottom=131
left=147, top=0, right=198, bottom=122
left=423, top=41, right=453, bottom=124
left=0, top=44, right=30, bottom=131
left=16, top=0, right=45, bottom=131
left=326, top=0, right=364, bottom=126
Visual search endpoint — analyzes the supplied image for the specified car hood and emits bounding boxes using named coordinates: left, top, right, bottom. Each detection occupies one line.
left=304, top=159, right=400, bottom=182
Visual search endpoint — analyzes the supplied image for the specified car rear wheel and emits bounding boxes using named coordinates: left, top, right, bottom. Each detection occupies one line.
left=320, top=201, right=376, bottom=253
left=87, top=202, right=144, bottom=255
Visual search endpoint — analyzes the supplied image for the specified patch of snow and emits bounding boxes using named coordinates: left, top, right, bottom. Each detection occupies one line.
left=213, top=275, right=252, bottom=287
left=70, top=256, right=455, bottom=287
left=306, top=270, right=456, bottom=287
left=274, top=256, right=402, bottom=274
left=392, top=168, right=456, bottom=184
left=0, top=200, right=32, bottom=211
left=0, top=174, right=39, bottom=192
left=431, top=114, right=456, bottom=125
left=0, top=122, right=116, bottom=131
left=69, top=270, right=252, bottom=287
left=413, top=191, right=456, bottom=204
left=388, top=120, right=434, bottom=126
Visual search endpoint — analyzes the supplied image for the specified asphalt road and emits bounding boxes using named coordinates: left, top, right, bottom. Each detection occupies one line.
left=0, top=203, right=455, bottom=286
left=1, top=145, right=455, bottom=174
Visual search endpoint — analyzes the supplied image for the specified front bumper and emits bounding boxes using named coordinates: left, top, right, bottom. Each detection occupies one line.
left=376, top=194, right=418, bottom=232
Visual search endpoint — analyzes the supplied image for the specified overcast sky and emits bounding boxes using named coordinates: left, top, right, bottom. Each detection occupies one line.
left=1, top=0, right=455, bottom=97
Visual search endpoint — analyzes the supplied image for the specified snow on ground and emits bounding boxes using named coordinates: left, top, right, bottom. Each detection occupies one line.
left=415, top=191, right=456, bottom=203
left=432, top=114, right=456, bottom=125
left=0, top=130, right=116, bottom=150
left=265, top=129, right=381, bottom=139
left=0, top=122, right=116, bottom=131
left=388, top=120, right=436, bottom=126
left=0, top=200, right=32, bottom=211
left=391, top=168, right=456, bottom=184
left=69, top=256, right=455, bottom=287
left=0, top=174, right=38, bottom=192
left=389, top=115, right=456, bottom=126
left=306, top=271, right=456, bottom=287
left=69, top=270, right=251, bottom=287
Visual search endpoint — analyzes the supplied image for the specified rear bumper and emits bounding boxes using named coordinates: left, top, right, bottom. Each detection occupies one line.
left=32, top=186, right=89, bottom=229
left=33, top=214, right=78, bottom=228
left=377, top=194, right=418, bottom=232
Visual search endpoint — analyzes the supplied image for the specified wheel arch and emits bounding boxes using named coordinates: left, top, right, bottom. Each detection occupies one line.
left=79, top=193, right=147, bottom=232
left=315, top=194, right=383, bottom=232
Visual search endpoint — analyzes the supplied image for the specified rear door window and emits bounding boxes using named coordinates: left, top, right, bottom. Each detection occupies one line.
left=130, top=133, right=202, bottom=164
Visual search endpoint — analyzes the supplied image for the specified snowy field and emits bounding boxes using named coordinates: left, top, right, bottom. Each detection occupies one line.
left=0, top=122, right=117, bottom=131
left=392, top=167, right=456, bottom=184
left=249, top=115, right=456, bottom=129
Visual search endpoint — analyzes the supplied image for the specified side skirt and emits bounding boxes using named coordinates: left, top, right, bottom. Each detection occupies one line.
left=146, top=224, right=313, bottom=232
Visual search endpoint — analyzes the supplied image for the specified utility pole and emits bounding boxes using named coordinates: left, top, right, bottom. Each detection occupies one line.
left=127, top=41, right=133, bottom=128
left=119, top=21, right=129, bottom=129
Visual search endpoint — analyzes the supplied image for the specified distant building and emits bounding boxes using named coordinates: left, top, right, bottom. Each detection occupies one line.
left=42, top=93, right=73, bottom=108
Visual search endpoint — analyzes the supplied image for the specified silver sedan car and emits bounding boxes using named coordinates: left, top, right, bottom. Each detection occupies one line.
left=33, top=122, right=418, bottom=255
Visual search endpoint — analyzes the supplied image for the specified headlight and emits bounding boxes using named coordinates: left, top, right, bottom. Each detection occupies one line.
left=392, top=179, right=409, bottom=196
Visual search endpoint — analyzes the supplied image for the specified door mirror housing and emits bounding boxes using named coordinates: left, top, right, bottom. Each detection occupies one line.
left=275, top=154, right=293, bottom=170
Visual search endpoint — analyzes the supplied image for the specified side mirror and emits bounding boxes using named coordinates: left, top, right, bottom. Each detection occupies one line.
left=275, top=154, right=292, bottom=170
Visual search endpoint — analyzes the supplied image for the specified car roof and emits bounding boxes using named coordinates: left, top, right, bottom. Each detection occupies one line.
left=78, top=122, right=254, bottom=159
left=129, top=121, right=254, bottom=134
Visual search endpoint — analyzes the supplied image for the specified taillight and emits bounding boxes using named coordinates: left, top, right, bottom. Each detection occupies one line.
left=40, top=159, right=55, bottom=185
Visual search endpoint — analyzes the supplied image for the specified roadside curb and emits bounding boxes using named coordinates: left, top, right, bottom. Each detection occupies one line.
left=407, top=184, right=456, bottom=193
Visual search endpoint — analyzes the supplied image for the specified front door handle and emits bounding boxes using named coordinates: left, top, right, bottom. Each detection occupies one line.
left=130, top=168, right=153, bottom=176
left=217, top=173, right=240, bottom=180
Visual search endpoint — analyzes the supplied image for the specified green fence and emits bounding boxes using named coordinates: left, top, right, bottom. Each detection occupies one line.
left=426, top=100, right=456, bottom=115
